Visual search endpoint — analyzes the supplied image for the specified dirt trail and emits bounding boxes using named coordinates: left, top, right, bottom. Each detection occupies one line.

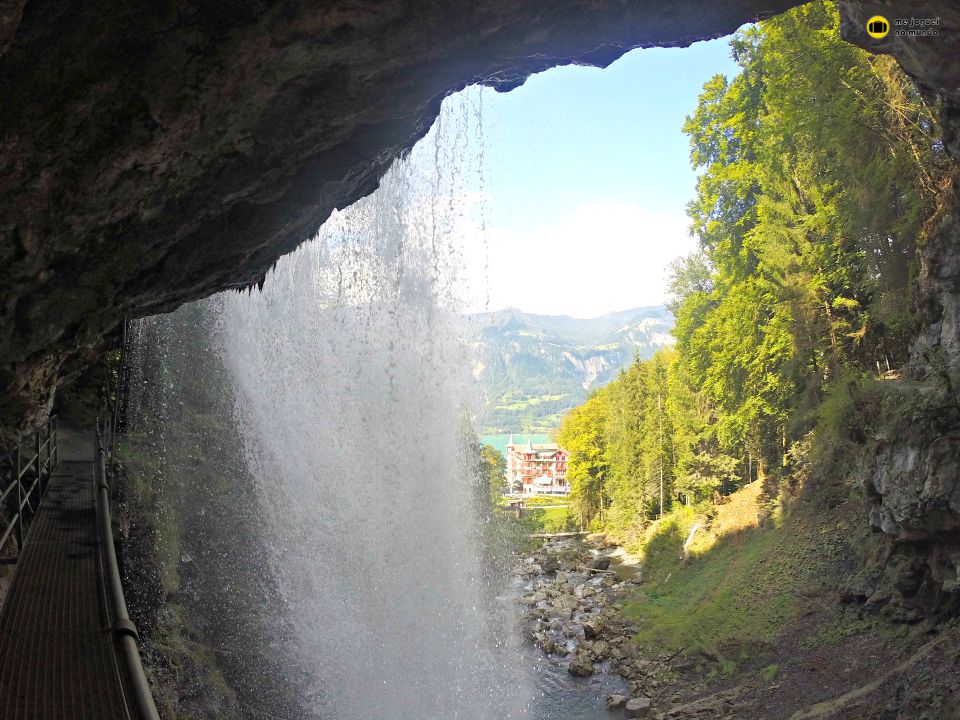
left=786, top=635, right=949, bottom=720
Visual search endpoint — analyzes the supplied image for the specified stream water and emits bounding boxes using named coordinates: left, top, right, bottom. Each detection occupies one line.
left=512, top=542, right=634, bottom=720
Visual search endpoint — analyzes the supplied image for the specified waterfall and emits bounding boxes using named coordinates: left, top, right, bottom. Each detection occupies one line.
left=220, top=107, right=524, bottom=719
left=126, top=90, right=531, bottom=719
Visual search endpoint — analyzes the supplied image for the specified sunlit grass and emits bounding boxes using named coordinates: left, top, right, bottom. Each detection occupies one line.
left=494, top=394, right=568, bottom=411
left=621, top=481, right=852, bottom=662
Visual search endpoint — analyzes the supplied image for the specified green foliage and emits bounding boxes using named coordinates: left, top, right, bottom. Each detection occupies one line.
left=522, top=495, right=567, bottom=507
left=760, top=664, right=780, bottom=683
left=559, top=348, right=738, bottom=536
left=627, top=505, right=700, bottom=585
left=553, top=0, right=948, bottom=564
left=621, top=494, right=857, bottom=664
left=557, top=389, right=611, bottom=528
left=523, top=506, right=574, bottom=534
left=616, top=468, right=870, bottom=672
left=675, top=452, right=739, bottom=502
left=672, top=0, right=947, bottom=473
left=477, top=442, right=507, bottom=506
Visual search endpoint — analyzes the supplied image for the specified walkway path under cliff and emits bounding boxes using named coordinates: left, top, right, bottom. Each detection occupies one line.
left=0, top=425, right=137, bottom=719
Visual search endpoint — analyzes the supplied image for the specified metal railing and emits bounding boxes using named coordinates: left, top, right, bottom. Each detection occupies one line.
left=0, top=416, right=59, bottom=563
left=96, top=316, right=159, bottom=718
left=96, top=417, right=160, bottom=720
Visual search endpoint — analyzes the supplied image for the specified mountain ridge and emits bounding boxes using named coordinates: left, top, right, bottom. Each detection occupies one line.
left=466, top=305, right=674, bottom=433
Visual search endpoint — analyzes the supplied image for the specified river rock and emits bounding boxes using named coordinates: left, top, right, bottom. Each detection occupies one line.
left=517, top=563, right=541, bottom=577
left=553, top=594, right=580, bottom=610
left=568, top=653, right=594, bottom=677
left=863, top=588, right=893, bottom=614
left=583, top=619, right=604, bottom=639
left=547, top=606, right=573, bottom=621
left=590, top=640, right=611, bottom=660
left=574, top=583, right=595, bottom=599
left=591, top=556, right=611, bottom=571
left=625, top=696, right=652, bottom=718
left=606, top=694, right=628, bottom=711
left=542, top=556, right=560, bottom=573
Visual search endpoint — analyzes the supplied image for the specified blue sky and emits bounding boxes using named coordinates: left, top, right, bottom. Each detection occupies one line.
left=449, top=34, right=743, bottom=318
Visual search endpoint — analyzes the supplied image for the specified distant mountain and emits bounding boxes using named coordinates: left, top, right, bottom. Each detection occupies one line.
left=465, top=306, right=674, bottom=434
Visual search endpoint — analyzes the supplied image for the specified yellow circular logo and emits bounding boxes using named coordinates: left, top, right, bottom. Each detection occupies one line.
left=866, top=15, right=890, bottom=38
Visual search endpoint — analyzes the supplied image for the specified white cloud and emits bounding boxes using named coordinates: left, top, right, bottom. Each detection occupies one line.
left=460, top=199, right=696, bottom=317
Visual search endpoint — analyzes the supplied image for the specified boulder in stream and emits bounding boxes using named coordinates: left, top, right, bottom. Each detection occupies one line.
left=553, top=594, right=579, bottom=610
left=606, top=694, right=627, bottom=711
left=583, top=619, right=604, bottom=639
left=589, top=640, right=611, bottom=660
left=591, top=556, right=611, bottom=571
left=625, top=696, right=652, bottom=718
left=542, top=556, right=560, bottom=572
left=567, top=653, right=594, bottom=677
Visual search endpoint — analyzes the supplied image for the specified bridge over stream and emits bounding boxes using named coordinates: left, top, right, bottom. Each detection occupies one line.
left=0, top=420, right=159, bottom=720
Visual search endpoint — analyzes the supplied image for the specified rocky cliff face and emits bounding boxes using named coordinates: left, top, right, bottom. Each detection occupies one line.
left=834, top=3, right=960, bottom=602
left=0, top=0, right=804, bottom=433
left=840, top=2, right=960, bottom=155
left=1, top=1, right=960, bottom=566
left=859, top=194, right=960, bottom=608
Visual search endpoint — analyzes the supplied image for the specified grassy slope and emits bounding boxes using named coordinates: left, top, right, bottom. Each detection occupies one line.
left=622, top=481, right=869, bottom=663
left=612, top=477, right=960, bottom=719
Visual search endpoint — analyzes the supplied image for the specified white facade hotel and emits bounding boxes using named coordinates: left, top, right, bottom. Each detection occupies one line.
left=505, top=435, right=569, bottom=495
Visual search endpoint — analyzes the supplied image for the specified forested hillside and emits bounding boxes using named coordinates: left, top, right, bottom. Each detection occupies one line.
left=558, top=1, right=952, bottom=536
left=467, top=306, right=673, bottom=433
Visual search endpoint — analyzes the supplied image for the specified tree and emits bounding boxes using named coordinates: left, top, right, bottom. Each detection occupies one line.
left=478, top=443, right=507, bottom=505
left=557, top=389, right=610, bottom=529
left=672, top=0, right=948, bottom=475
left=555, top=0, right=949, bottom=539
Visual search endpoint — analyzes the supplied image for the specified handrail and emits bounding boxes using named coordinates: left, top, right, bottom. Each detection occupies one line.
left=0, top=416, right=58, bottom=563
left=95, top=419, right=160, bottom=720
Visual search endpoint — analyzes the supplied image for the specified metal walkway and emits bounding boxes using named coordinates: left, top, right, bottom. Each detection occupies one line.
left=0, top=426, right=141, bottom=719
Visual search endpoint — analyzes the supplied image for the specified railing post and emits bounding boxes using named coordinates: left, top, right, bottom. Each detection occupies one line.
left=15, top=444, right=22, bottom=552
left=34, top=428, right=41, bottom=505
left=44, top=418, right=51, bottom=491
